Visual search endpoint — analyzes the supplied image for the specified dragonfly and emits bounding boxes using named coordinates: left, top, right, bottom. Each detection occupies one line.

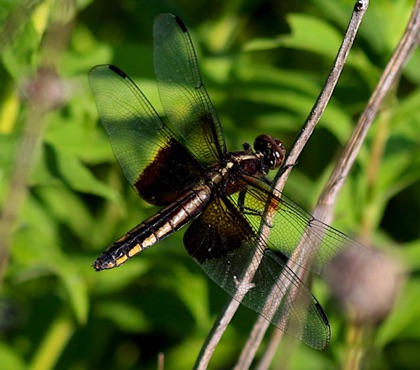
left=89, top=13, right=362, bottom=350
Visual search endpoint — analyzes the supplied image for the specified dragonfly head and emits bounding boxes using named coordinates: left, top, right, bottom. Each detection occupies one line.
left=254, top=134, right=286, bottom=170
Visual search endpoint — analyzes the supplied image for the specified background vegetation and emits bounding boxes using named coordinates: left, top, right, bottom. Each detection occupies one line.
left=0, top=0, right=419, bottom=369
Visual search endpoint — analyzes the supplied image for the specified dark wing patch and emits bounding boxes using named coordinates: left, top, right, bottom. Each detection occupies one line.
left=135, top=137, right=204, bottom=205
left=184, top=196, right=253, bottom=263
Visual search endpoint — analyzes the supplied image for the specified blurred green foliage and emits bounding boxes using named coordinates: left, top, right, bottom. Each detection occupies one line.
left=0, top=0, right=419, bottom=369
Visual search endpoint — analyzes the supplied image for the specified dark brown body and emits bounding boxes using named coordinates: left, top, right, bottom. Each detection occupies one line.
left=93, top=144, right=283, bottom=270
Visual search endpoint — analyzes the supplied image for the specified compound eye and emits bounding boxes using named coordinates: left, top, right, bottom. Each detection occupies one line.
left=254, top=134, right=286, bottom=170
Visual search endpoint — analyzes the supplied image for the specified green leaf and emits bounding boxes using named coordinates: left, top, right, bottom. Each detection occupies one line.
left=93, top=259, right=151, bottom=295
left=272, top=14, right=343, bottom=58
left=400, top=240, right=420, bottom=271
left=376, top=279, right=420, bottom=347
left=12, top=223, right=89, bottom=324
left=244, top=13, right=378, bottom=85
left=95, top=301, right=150, bottom=332
left=0, top=342, right=26, bottom=370
left=33, top=145, right=119, bottom=202
left=160, top=264, right=211, bottom=329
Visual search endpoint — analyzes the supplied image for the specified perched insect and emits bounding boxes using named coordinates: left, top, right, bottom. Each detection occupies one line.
left=90, top=13, right=368, bottom=350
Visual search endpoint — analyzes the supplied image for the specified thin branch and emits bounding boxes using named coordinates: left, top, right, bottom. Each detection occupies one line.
left=320, top=1, right=420, bottom=369
left=256, top=0, right=420, bottom=368
left=275, top=0, right=370, bottom=189
left=236, top=2, right=370, bottom=368
left=194, top=1, right=370, bottom=369
left=314, top=0, right=420, bottom=224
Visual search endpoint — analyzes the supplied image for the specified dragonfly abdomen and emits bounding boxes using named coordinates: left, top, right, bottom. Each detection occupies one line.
left=93, top=185, right=212, bottom=270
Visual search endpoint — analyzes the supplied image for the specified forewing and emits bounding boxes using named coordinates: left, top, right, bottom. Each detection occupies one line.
left=153, top=13, right=227, bottom=166
left=89, top=65, right=203, bottom=205
left=184, top=196, right=331, bottom=350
